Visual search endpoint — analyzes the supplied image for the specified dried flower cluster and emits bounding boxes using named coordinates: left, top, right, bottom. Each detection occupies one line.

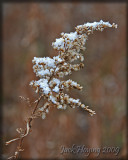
left=6, top=20, right=117, bottom=160
left=30, top=20, right=117, bottom=118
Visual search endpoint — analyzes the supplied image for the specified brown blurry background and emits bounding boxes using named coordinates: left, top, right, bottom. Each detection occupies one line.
left=3, top=2, right=126, bottom=159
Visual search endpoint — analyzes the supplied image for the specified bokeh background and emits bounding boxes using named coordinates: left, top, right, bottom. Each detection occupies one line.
left=3, top=2, right=126, bottom=159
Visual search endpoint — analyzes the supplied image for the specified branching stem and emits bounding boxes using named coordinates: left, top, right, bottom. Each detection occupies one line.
left=6, top=95, right=43, bottom=160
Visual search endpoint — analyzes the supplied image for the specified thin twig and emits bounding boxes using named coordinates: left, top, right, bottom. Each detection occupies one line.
left=7, top=95, right=43, bottom=160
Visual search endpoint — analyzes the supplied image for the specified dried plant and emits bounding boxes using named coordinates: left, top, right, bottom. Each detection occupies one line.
left=6, top=20, right=117, bottom=159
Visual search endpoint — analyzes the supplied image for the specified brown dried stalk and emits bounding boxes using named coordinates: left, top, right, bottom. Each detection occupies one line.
left=6, top=95, right=43, bottom=160
left=6, top=20, right=117, bottom=159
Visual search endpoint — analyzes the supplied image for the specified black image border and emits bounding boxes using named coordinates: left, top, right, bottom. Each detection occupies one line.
left=0, top=0, right=127, bottom=160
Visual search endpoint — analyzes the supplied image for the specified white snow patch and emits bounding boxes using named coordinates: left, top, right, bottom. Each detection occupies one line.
left=51, top=78, right=60, bottom=93
left=77, top=20, right=112, bottom=29
left=37, top=69, right=50, bottom=77
left=49, top=95, right=57, bottom=104
left=64, top=31, right=78, bottom=41
left=69, top=98, right=80, bottom=104
left=33, top=57, right=56, bottom=68
left=36, top=79, right=51, bottom=95
left=53, top=38, right=64, bottom=49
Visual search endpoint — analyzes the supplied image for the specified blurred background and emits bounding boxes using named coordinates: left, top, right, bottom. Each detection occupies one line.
left=3, top=2, right=126, bottom=159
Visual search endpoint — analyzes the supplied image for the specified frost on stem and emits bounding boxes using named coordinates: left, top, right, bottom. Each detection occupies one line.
left=30, top=20, right=117, bottom=118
